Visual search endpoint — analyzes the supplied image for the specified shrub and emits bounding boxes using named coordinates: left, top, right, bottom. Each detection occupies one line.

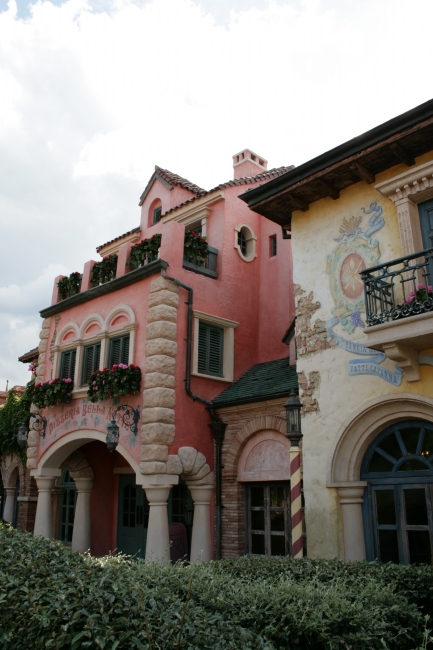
left=57, top=272, right=82, bottom=300
left=183, top=230, right=209, bottom=264
left=87, top=364, right=141, bottom=403
left=33, top=377, right=74, bottom=409
left=0, top=382, right=34, bottom=461
left=127, top=235, right=162, bottom=270
left=91, top=255, right=118, bottom=286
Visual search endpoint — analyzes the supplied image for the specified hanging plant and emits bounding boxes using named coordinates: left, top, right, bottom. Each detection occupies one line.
left=127, top=234, right=162, bottom=271
left=90, top=255, right=118, bottom=286
left=32, top=378, right=74, bottom=409
left=183, top=230, right=209, bottom=264
left=57, top=272, right=82, bottom=300
left=87, top=364, right=141, bottom=403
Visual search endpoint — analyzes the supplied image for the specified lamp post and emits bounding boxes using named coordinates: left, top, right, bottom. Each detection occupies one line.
left=105, top=404, right=140, bottom=453
left=284, top=390, right=303, bottom=559
left=17, top=413, right=47, bottom=449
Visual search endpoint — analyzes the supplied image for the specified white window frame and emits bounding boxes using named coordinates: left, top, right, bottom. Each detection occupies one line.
left=234, top=223, right=257, bottom=262
left=192, top=310, right=239, bottom=383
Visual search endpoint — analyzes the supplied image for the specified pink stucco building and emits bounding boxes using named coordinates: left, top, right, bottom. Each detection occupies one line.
left=24, top=150, right=296, bottom=562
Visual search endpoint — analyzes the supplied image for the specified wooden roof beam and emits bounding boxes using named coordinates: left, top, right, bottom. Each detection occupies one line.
left=390, top=141, right=415, bottom=167
left=349, top=161, right=375, bottom=184
left=317, top=178, right=340, bottom=200
left=286, top=192, right=309, bottom=212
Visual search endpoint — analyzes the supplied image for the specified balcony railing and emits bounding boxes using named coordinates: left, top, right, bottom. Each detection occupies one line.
left=183, top=246, right=218, bottom=279
left=360, top=248, right=433, bottom=326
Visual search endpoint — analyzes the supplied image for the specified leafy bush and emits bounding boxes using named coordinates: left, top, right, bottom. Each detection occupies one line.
left=87, top=364, right=141, bottom=403
left=33, top=377, right=74, bottom=409
left=127, top=235, right=161, bottom=270
left=183, top=230, right=209, bottom=264
left=57, top=272, right=82, bottom=301
left=91, top=255, right=118, bottom=286
left=0, top=382, right=34, bottom=461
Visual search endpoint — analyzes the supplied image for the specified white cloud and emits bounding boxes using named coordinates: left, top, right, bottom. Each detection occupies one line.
left=0, top=0, right=432, bottom=386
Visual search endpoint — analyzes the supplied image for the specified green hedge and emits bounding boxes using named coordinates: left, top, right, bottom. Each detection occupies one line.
left=1, top=523, right=432, bottom=650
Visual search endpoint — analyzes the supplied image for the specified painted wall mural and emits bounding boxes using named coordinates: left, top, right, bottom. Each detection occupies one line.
left=326, top=202, right=403, bottom=386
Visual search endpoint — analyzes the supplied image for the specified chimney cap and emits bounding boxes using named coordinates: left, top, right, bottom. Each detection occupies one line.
left=232, top=149, right=268, bottom=169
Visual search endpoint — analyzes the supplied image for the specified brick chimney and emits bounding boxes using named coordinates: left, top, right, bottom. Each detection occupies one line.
left=232, top=149, right=268, bottom=180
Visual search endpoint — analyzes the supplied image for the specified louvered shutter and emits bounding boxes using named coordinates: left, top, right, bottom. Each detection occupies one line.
left=60, top=349, right=76, bottom=380
left=197, top=322, right=223, bottom=377
left=81, top=343, right=101, bottom=384
left=121, top=335, right=130, bottom=364
left=109, top=335, right=130, bottom=367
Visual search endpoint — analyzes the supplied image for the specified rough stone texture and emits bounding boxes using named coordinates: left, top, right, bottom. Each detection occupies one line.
left=298, top=371, right=320, bottom=414
left=141, top=407, right=175, bottom=424
left=166, top=455, right=183, bottom=474
left=149, top=276, right=179, bottom=294
left=39, top=329, right=49, bottom=340
left=187, top=463, right=211, bottom=482
left=27, top=431, right=39, bottom=447
left=144, top=372, right=175, bottom=390
left=191, top=452, right=207, bottom=475
left=36, top=365, right=45, bottom=377
left=38, top=339, right=47, bottom=353
left=146, top=356, right=176, bottom=375
left=140, top=444, right=169, bottom=462
left=141, top=423, right=175, bottom=445
left=146, top=321, right=177, bottom=342
left=26, top=446, right=38, bottom=459
left=145, top=339, right=177, bottom=358
left=142, top=388, right=175, bottom=409
left=27, top=317, right=51, bottom=469
left=178, top=447, right=198, bottom=473
left=295, top=285, right=334, bottom=357
left=147, top=305, right=178, bottom=324
left=140, top=461, right=167, bottom=474
left=148, top=290, right=179, bottom=309
left=38, top=352, right=46, bottom=364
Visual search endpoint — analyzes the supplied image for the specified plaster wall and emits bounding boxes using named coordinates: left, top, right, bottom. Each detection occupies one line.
left=292, top=152, right=433, bottom=559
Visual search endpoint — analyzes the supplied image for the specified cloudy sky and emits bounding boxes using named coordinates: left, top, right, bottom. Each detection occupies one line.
left=0, top=0, right=432, bottom=388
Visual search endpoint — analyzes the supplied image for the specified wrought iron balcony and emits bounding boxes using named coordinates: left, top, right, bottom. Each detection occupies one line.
left=361, top=248, right=433, bottom=327
left=183, top=246, right=218, bottom=279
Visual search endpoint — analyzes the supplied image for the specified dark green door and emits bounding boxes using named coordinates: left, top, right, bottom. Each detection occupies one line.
left=419, top=199, right=433, bottom=282
left=168, top=479, right=194, bottom=554
left=117, top=475, right=148, bottom=558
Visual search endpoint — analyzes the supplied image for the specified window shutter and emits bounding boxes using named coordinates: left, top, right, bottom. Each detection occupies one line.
left=121, top=335, right=130, bottom=365
left=60, top=349, right=76, bottom=380
left=197, top=322, right=223, bottom=377
left=109, top=335, right=130, bottom=367
left=109, top=338, right=121, bottom=366
left=82, top=343, right=101, bottom=384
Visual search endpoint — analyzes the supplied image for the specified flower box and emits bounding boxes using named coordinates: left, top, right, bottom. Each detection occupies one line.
left=91, top=255, right=118, bottom=286
left=87, top=364, right=141, bottom=403
left=57, top=272, right=82, bottom=301
left=33, top=378, right=74, bottom=409
left=183, top=230, right=209, bottom=264
left=127, top=234, right=161, bottom=271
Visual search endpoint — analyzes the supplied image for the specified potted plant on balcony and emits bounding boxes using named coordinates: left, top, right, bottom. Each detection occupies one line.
left=57, top=272, right=82, bottom=301
left=399, top=283, right=433, bottom=316
left=87, top=364, right=141, bottom=403
left=183, top=230, right=209, bottom=264
left=127, top=234, right=161, bottom=270
left=90, top=255, right=118, bottom=286
left=33, top=378, right=74, bottom=409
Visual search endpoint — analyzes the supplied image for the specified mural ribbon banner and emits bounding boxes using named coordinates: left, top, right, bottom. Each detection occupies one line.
left=326, top=317, right=403, bottom=386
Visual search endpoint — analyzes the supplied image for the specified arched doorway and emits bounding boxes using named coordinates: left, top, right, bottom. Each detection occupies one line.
left=362, top=420, right=433, bottom=564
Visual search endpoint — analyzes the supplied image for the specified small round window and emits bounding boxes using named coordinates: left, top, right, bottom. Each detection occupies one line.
left=235, top=224, right=257, bottom=262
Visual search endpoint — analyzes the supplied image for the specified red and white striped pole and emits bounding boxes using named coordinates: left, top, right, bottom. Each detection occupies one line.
left=285, top=390, right=303, bottom=559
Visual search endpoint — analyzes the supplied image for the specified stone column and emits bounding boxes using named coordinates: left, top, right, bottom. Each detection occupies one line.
left=3, top=487, right=17, bottom=524
left=143, top=485, right=172, bottom=564
left=188, top=485, right=213, bottom=564
left=72, top=478, right=94, bottom=553
left=337, top=486, right=367, bottom=561
left=34, top=477, right=56, bottom=538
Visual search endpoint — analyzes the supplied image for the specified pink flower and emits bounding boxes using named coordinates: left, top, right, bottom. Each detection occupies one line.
left=429, top=286, right=433, bottom=293
left=119, top=363, right=128, bottom=369
left=418, top=283, right=425, bottom=290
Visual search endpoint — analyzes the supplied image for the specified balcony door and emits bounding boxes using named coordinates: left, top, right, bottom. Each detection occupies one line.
left=419, top=199, right=433, bottom=250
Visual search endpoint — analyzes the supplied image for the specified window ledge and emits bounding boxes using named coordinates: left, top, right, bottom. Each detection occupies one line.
left=183, top=261, right=218, bottom=278
left=71, top=387, right=88, bottom=399
left=191, top=371, right=232, bottom=383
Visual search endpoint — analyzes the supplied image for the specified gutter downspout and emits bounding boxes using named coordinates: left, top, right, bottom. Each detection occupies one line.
left=162, top=270, right=226, bottom=559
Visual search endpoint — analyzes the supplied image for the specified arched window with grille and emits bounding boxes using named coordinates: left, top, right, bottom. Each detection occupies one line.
left=362, top=420, right=433, bottom=564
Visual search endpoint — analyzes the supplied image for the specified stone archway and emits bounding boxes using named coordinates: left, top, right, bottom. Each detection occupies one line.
left=327, top=393, right=433, bottom=561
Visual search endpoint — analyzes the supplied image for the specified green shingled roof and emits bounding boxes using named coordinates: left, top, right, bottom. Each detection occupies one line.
left=212, top=357, right=298, bottom=408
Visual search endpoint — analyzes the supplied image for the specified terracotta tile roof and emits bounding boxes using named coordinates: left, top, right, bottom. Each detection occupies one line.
left=161, top=166, right=294, bottom=218
left=18, top=347, right=39, bottom=363
left=155, top=167, right=207, bottom=196
left=96, top=227, right=141, bottom=254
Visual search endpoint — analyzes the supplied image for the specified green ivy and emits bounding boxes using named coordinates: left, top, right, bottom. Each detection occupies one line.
left=0, top=382, right=34, bottom=462
left=127, top=234, right=162, bottom=271
left=91, top=255, right=118, bottom=286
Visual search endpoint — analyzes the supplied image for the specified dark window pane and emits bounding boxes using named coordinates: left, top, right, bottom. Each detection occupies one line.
left=379, top=433, right=403, bottom=461
left=378, top=530, right=400, bottom=563
left=250, top=487, right=264, bottom=507
left=251, top=510, right=265, bottom=531
left=129, top=513, right=136, bottom=527
left=369, top=451, right=394, bottom=473
left=404, top=489, right=429, bottom=525
left=270, top=486, right=284, bottom=508
left=270, top=511, right=285, bottom=532
left=400, top=427, right=422, bottom=455
left=422, top=430, right=433, bottom=458
left=376, top=490, right=396, bottom=525
left=123, top=513, right=128, bottom=527
left=251, top=534, right=265, bottom=554
left=270, top=535, right=285, bottom=556
left=398, top=460, right=429, bottom=472
left=408, top=530, right=432, bottom=564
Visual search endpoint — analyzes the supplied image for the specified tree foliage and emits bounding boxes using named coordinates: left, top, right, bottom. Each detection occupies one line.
left=0, top=382, right=34, bottom=462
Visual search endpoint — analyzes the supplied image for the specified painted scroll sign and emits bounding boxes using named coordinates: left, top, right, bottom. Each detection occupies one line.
left=326, top=202, right=403, bottom=385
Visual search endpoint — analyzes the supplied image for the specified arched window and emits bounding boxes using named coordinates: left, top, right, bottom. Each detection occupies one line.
left=362, top=420, right=433, bottom=564
left=234, top=224, right=257, bottom=262
left=59, top=470, right=77, bottom=545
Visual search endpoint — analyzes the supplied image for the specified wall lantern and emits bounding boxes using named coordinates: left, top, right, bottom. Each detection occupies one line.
left=284, top=389, right=303, bottom=447
left=17, top=413, right=47, bottom=449
left=105, top=404, right=140, bottom=453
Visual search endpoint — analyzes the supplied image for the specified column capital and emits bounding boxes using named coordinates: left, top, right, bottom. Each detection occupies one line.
left=5, top=486, right=17, bottom=496
left=35, top=476, right=56, bottom=492
left=187, top=484, right=213, bottom=505
left=73, top=477, right=94, bottom=493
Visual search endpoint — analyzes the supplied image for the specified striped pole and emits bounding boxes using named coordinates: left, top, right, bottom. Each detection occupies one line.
left=289, top=445, right=303, bottom=558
